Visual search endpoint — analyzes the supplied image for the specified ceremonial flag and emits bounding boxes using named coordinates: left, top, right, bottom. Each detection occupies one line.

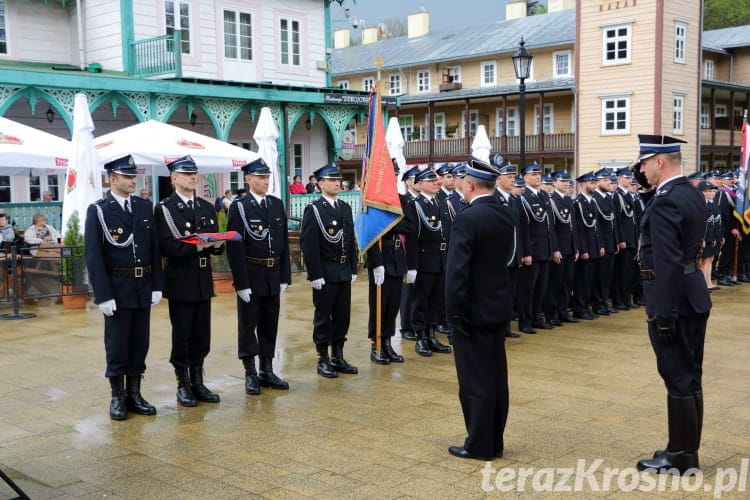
left=355, top=86, right=403, bottom=254
left=736, top=111, right=750, bottom=234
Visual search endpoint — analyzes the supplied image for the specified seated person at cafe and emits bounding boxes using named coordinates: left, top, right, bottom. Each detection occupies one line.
left=0, top=212, right=16, bottom=243
left=23, top=213, right=60, bottom=255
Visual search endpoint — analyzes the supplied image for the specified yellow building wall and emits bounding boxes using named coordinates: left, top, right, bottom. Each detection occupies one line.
left=730, top=47, right=750, bottom=85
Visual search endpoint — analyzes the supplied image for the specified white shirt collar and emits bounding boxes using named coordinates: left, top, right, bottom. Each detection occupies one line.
left=469, top=193, right=492, bottom=205
left=657, top=175, right=682, bottom=191
left=249, top=191, right=265, bottom=205
left=321, top=194, right=337, bottom=206
left=111, top=192, right=130, bottom=210
left=580, top=192, right=593, bottom=202
left=526, top=186, right=539, bottom=195
left=175, top=192, right=194, bottom=206
left=555, top=189, right=567, bottom=197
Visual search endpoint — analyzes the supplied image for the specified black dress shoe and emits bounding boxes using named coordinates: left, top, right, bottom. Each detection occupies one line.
left=415, top=338, right=433, bottom=356
left=606, top=306, right=618, bottom=314
left=532, top=322, right=554, bottom=330
left=594, top=308, right=610, bottom=316
left=506, top=331, right=521, bottom=338
left=519, top=326, right=537, bottom=334
left=448, top=445, right=493, bottom=461
left=548, top=319, right=562, bottom=327
left=316, top=359, right=339, bottom=378
left=109, top=395, right=128, bottom=421
left=717, top=278, right=735, bottom=286
left=613, top=303, right=630, bottom=311
left=401, top=330, right=417, bottom=341
left=435, top=323, right=451, bottom=334
left=427, top=332, right=452, bottom=353
left=708, top=286, right=720, bottom=291
left=636, top=451, right=699, bottom=475
left=258, top=371, right=290, bottom=390
left=560, top=316, right=579, bottom=323
left=370, top=346, right=391, bottom=365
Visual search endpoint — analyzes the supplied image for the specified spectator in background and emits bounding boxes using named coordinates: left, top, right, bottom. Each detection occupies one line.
left=305, top=175, right=319, bottom=194
left=290, top=175, right=306, bottom=194
left=237, top=188, right=247, bottom=200
left=23, top=213, right=60, bottom=255
left=140, top=189, right=153, bottom=203
left=0, top=212, right=16, bottom=243
left=221, top=189, right=234, bottom=212
left=42, top=191, right=54, bottom=202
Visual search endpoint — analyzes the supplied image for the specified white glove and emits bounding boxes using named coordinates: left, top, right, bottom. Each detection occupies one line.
left=373, top=266, right=385, bottom=286
left=237, top=288, right=252, bottom=303
left=311, top=278, right=325, bottom=290
left=98, top=299, right=116, bottom=317
left=351, top=274, right=358, bottom=284
left=151, top=291, right=162, bottom=305
left=406, top=269, right=417, bottom=284
left=196, top=243, right=209, bottom=252
left=212, top=240, right=225, bottom=249
left=280, top=283, right=288, bottom=294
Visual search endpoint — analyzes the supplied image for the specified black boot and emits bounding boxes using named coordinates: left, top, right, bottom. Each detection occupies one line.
left=330, top=341, right=358, bottom=374
left=370, top=342, right=391, bottom=365
left=175, top=367, right=197, bottom=407
left=189, top=365, right=220, bottom=403
left=125, top=375, right=156, bottom=415
left=401, top=330, right=417, bottom=341
left=259, top=356, right=289, bottom=390
left=637, top=396, right=700, bottom=474
left=383, top=337, right=404, bottom=363
left=243, top=357, right=261, bottom=395
left=427, top=327, right=452, bottom=353
left=316, top=344, right=338, bottom=378
left=415, top=331, right=433, bottom=357
left=108, top=375, right=127, bottom=421
left=694, top=391, right=703, bottom=448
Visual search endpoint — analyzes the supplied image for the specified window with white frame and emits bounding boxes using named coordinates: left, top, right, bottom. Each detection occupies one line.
left=602, top=23, right=631, bottom=65
left=533, top=104, right=554, bottom=134
left=601, top=95, right=630, bottom=134
left=292, top=143, right=303, bottom=179
left=480, top=61, right=496, bottom=86
left=230, top=171, right=242, bottom=193
left=362, top=77, right=374, bottom=92
left=674, top=22, right=686, bottom=63
left=553, top=50, right=571, bottom=77
left=433, top=113, right=445, bottom=139
left=715, top=104, right=727, bottom=117
left=444, top=66, right=461, bottom=83
left=704, top=59, right=714, bottom=79
left=280, top=18, right=300, bottom=66
left=165, top=0, right=191, bottom=54
left=338, top=80, right=349, bottom=90
left=224, top=10, right=252, bottom=61
left=461, top=110, right=480, bottom=137
left=0, top=1, right=8, bottom=55
left=0, top=175, right=10, bottom=202
left=673, top=94, right=685, bottom=134
left=389, top=74, right=401, bottom=95
left=506, top=107, right=518, bottom=137
left=700, top=103, right=709, bottom=129
left=417, top=70, right=430, bottom=92
left=495, top=108, right=505, bottom=136
left=29, top=174, right=62, bottom=202
left=400, top=115, right=414, bottom=141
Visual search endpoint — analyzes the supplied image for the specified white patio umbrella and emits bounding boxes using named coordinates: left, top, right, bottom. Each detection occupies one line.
left=0, top=116, right=71, bottom=175
left=94, top=120, right=260, bottom=176
left=253, top=107, right=281, bottom=199
left=385, top=117, right=407, bottom=194
left=61, top=93, right=102, bottom=238
left=471, top=125, right=492, bottom=163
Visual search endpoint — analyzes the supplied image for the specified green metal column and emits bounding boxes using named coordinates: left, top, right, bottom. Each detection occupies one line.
left=120, top=0, right=135, bottom=74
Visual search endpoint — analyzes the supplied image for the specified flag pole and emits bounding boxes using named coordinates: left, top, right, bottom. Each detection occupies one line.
left=374, top=57, right=385, bottom=359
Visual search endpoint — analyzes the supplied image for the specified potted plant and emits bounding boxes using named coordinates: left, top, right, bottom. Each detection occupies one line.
left=212, top=209, right=234, bottom=293
left=61, top=211, right=89, bottom=308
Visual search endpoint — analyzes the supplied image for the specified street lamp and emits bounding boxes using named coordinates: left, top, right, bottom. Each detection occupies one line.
left=512, top=37, right=533, bottom=169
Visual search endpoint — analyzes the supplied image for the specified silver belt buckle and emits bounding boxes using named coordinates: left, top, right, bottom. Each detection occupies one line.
left=339, top=256, right=347, bottom=264
left=199, top=257, right=207, bottom=268
left=394, top=239, right=402, bottom=248
left=440, top=242, right=447, bottom=251
left=266, top=258, right=274, bottom=268
left=134, top=266, right=144, bottom=278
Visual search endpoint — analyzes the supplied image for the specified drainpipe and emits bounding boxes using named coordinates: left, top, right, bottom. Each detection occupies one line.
left=76, top=0, right=86, bottom=70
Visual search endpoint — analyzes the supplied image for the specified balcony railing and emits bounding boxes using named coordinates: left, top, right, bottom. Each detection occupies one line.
left=700, top=128, right=742, bottom=148
left=129, top=31, right=182, bottom=78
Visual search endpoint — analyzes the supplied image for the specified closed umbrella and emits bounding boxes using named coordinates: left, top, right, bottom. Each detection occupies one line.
left=471, top=125, right=492, bottom=163
left=385, top=117, right=407, bottom=194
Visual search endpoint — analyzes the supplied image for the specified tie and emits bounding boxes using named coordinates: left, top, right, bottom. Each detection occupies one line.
left=260, top=198, right=267, bottom=210
left=124, top=199, right=131, bottom=214
left=187, top=200, right=194, bottom=210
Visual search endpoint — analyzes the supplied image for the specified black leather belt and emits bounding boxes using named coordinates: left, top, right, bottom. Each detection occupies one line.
left=324, top=255, right=348, bottom=263
left=247, top=256, right=280, bottom=267
left=640, top=262, right=697, bottom=281
left=383, top=239, right=402, bottom=248
left=109, top=266, right=152, bottom=278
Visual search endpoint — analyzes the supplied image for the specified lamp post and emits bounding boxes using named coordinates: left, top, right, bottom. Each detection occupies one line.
left=512, top=38, right=533, bottom=169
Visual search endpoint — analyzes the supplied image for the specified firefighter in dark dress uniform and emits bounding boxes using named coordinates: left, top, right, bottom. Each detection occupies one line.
left=447, top=164, right=470, bottom=215
left=410, top=168, right=452, bottom=356
left=571, top=172, right=602, bottom=319
left=612, top=167, right=639, bottom=310
left=226, top=158, right=292, bottom=394
left=445, top=157, right=515, bottom=461
left=85, top=155, right=163, bottom=421
left=366, top=160, right=417, bottom=364
left=632, top=135, right=711, bottom=475
left=399, top=166, right=421, bottom=341
left=591, top=168, right=620, bottom=315
left=546, top=170, right=578, bottom=324
left=300, top=164, right=359, bottom=378
left=154, top=155, right=222, bottom=407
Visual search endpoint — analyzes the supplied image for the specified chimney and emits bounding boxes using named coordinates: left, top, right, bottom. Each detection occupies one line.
left=362, top=27, right=378, bottom=44
left=333, top=28, right=350, bottom=49
left=407, top=11, right=429, bottom=38
left=547, top=0, right=575, bottom=12
left=505, top=0, right=528, bottom=20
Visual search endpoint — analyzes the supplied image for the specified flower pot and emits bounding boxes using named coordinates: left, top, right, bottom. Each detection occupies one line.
left=61, top=285, right=88, bottom=309
left=213, top=272, right=234, bottom=293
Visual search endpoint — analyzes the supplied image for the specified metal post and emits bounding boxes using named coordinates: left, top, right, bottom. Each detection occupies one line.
left=519, top=78, right=526, bottom=169
left=0, top=245, right=37, bottom=320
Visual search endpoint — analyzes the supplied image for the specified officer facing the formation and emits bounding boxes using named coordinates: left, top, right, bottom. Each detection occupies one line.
left=366, top=160, right=416, bottom=364
left=300, top=164, right=359, bottom=378
left=85, top=155, right=163, bottom=421
left=445, top=156, right=515, bottom=461
left=411, top=168, right=452, bottom=356
left=226, top=158, right=291, bottom=394
left=154, top=155, right=222, bottom=407
left=632, top=135, right=711, bottom=475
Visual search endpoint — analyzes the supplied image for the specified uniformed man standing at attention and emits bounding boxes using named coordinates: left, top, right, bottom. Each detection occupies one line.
left=612, top=167, right=638, bottom=310
left=571, top=172, right=602, bottom=320
left=154, top=155, right=222, bottom=407
left=545, top=170, right=578, bottom=325
left=399, top=166, right=421, bottom=341
left=445, top=157, right=515, bottom=461
left=300, top=164, right=359, bottom=378
left=85, top=155, right=163, bottom=421
left=633, top=135, right=711, bottom=475
left=227, top=158, right=292, bottom=394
